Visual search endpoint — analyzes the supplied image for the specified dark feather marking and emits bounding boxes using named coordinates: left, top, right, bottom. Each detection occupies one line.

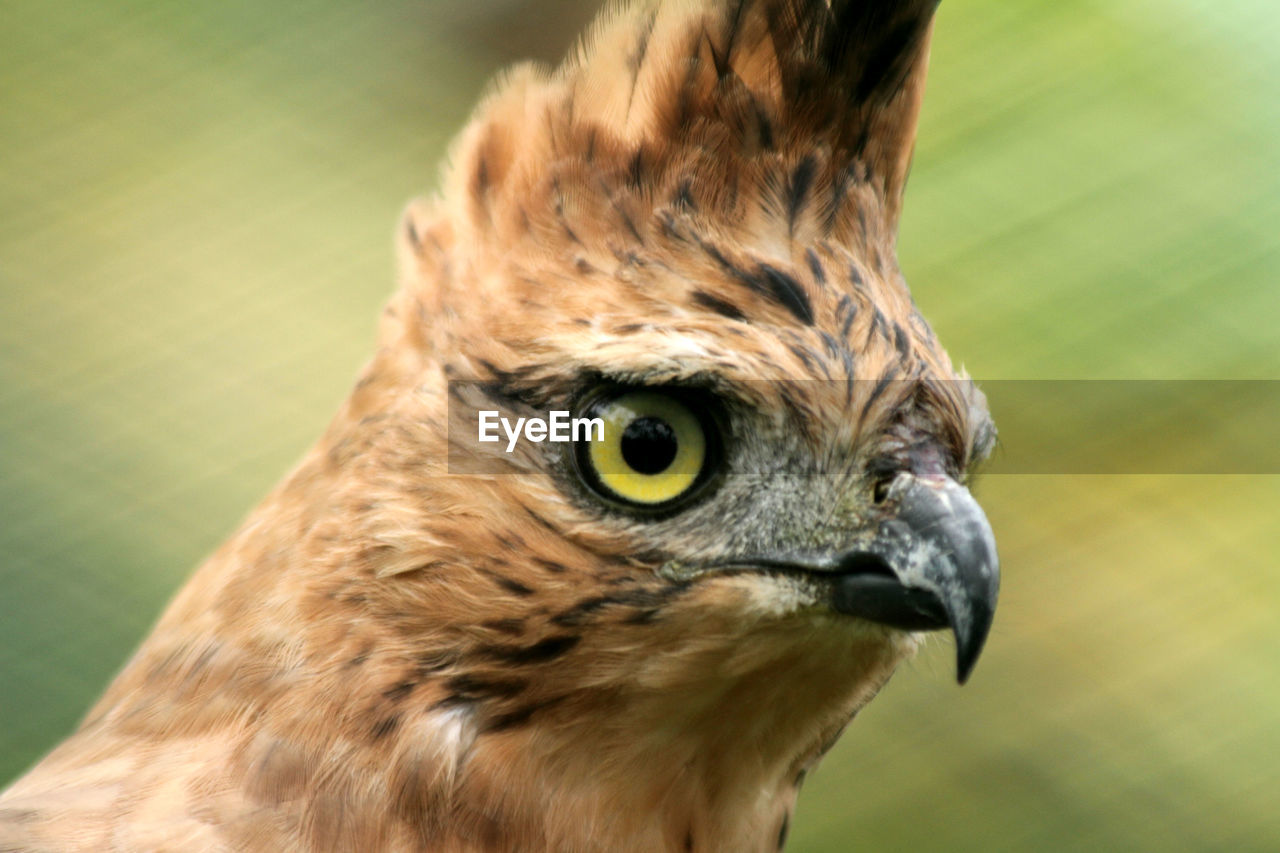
left=819, top=330, right=843, bottom=361
left=483, top=696, right=566, bottom=733
left=383, top=680, right=416, bottom=702
left=725, top=167, right=742, bottom=211
left=628, top=148, right=646, bottom=189
left=626, top=608, right=662, bottom=624
left=873, top=307, right=892, bottom=340
left=658, top=210, right=688, bottom=243
left=866, top=306, right=891, bottom=349
left=673, top=177, right=696, bottom=210
left=694, top=226, right=808, bottom=331
left=893, top=323, right=911, bottom=360
left=533, top=557, right=568, bottom=574
left=624, top=11, right=658, bottom=122
left=477, top=635, right=581, bottom=665
left=865, top=373, right=897, bottom=414
left=825, top=166, right=853, bottom=233
left=848, top=262, right=867, bottom=292
left=786, top=343, right=820, bottom=376
left=371, top=715, right=401, bottom=740
left=552, top=178, right=583, bottom=246
left=777, top=812, right=791, bottom=850
left=481, top=618, right=526, bottom=636
left=757, top=265, right=814, bottom=325
left=786, top=156, right=817, bottom=241
left=479, top=569, right=534, bottom=597
left=869, top=244, right=885, bottom=274
left=806, top=248, right=827, bottom=285
left=716, top=0, right=750, bottom=79
left=471, top=362, right=552, bottom=410
left=522, top=505, right=561, bottom=536
left=440, top=675, right=529, bottom=705
left=617, top=205, right=644, bottom=243
left=692, top=290, right=748, bottom=322
left=552, top=595, right=627, bottom=627
left=495, top=531, right=526, bottom=550
left=854, top=16, right=931, bottom=104
left=792, top=18, right=922, bottom=177
left=836, top=294, right=858, bottom=340
left=777, top=384, right=811, bottom=430
left=751, top=93, right=775, bottom=150
left=699, top=238, right=743, bottom=279
left=552, top=584, right=692, bottom=627
left=703, top=25, right=730, bottom=79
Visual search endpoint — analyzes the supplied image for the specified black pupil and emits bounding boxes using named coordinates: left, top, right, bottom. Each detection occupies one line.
left=620, top=416, right=679, bottom=475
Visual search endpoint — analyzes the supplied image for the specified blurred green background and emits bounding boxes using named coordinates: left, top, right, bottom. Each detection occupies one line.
left=1, top=0, right=1277, bottom=850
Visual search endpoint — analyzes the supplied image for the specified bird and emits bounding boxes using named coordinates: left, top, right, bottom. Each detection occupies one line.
left=0, top=0, right=999, bottom=850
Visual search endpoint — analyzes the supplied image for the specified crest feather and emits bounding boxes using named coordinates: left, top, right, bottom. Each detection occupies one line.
left=436, top=0, right=939, bottom=271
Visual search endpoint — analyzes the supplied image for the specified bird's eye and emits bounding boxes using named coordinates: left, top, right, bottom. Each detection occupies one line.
left=572, top=388, right=721, bottom=512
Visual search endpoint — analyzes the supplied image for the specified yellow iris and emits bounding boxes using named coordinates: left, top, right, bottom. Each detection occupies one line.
left=585, top=391, right=707, bottom=506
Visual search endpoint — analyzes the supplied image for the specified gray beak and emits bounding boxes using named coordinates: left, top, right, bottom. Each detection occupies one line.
left=830, top=472, right=999, bottom=683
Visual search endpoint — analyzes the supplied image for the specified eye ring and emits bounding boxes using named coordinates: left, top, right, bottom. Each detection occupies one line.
left=571, top=385, right=724, bottom=514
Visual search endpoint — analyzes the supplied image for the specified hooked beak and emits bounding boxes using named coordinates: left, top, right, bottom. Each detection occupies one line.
left=719, top=473, right=999, bottom=683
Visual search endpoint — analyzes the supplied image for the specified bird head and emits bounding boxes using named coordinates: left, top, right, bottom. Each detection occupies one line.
left=298, top=0, right=1004, bottom=835
left=367, top=0, right=995, bottom=694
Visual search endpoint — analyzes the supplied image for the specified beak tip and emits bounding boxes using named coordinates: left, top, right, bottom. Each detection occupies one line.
left=951, top=601, right=995, bottom=685
left=884, top=472, right=999, bottom=687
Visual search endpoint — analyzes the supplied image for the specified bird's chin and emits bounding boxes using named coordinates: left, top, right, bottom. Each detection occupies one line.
left=690, top=569, right=925, bottom=683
